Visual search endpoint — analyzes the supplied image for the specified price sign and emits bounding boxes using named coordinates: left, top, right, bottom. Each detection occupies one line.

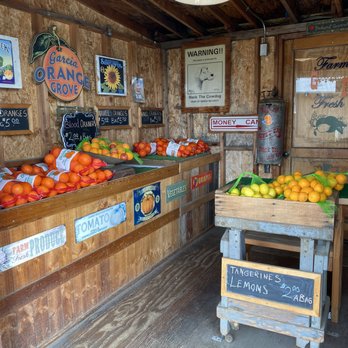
left=221, top=258, right=321, bottom=317
left=141, top=108, right=163, bottom=126
left=60, top=112, right=97, bottom=149
left=0, top=104, right=31, bottom=135
left=98, top=108, right=129, bottom=127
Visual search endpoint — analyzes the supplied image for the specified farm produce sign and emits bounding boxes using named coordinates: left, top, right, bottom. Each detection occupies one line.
left=0, top=225, right=66, bottom=272
left=30, top=27, right=90, bottom=102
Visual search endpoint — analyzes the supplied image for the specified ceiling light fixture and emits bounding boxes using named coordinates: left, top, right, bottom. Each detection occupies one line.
left=175, top=0, right=228, bottom=6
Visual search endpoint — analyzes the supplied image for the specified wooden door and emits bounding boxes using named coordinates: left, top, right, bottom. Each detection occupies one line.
left=283, top=32, right=348, bottom=174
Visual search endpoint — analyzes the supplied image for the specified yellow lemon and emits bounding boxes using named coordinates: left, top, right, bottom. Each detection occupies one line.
left=259, top=183, right=270, bottom=195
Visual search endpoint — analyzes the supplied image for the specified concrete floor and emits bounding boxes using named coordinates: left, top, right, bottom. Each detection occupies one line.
left=50, top=227, right=348, bottom=348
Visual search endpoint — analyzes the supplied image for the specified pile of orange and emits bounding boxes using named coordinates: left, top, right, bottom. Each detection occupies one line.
left=269, top=170, right=347, bottom=203
left=0, top=146, right=114, bottom=209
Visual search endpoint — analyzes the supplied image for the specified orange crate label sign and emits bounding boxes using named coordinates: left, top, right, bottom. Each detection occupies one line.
left=191, top=170, right=212, bottom=189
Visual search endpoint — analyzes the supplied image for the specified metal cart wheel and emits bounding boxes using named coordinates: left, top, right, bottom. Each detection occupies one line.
left=225, top=334, right=234, bottom=343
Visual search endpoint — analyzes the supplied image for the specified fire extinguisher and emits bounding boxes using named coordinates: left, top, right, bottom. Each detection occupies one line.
left=256, top=88, right=285, bottom=173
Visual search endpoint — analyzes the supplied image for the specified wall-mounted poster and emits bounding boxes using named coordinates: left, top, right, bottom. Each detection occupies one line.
left=293, top=46, right=348, bottom=148
left=182, top=38, right=230, bottom=113
left=95, top=55, right=127, bottom=96
left=131, top=76, right=145, bottom=103
left=0, top=35, right=22, bottom=89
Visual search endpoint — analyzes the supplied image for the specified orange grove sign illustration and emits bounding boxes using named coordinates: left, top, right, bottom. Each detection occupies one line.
left=30, top=27, right=90, bottom=102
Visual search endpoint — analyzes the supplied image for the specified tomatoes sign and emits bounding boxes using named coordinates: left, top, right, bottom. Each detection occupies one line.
left=34, top=46, right=90, bottom=102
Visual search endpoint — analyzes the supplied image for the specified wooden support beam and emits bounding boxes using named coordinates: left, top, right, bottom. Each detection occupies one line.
left=280, top=0, right=300, bottom=23
left=230, top=0, right=259, bottom=28
left=206, top=5, right=237, bottom=32
left=121, top=0, right=189, bottom=39
left=149, top=0, right=209, bottom=36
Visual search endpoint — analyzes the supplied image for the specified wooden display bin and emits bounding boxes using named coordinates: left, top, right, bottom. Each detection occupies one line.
left=0, top=163, right=182, bottom=347
left=215, top=182, right=336, bottom=347
left=141, top=153, right=221, bottom=244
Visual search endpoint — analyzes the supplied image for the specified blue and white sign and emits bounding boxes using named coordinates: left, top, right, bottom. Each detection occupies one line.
left=134, top=182, right=161, bottom=225
left=75, top=202, right=126, bottom=243
left=0, top=225, right=66, bottom=272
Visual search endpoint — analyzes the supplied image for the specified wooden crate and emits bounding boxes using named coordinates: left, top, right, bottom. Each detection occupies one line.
left=215, top=183, right=335, bottom=230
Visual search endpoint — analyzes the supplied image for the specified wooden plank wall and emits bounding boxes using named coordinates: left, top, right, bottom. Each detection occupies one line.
left=0, top=1, right=164, bottom=164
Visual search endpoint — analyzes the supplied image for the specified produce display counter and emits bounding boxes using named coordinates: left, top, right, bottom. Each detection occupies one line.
left=0, top=153, right=219, bottom=347
left=215, top=183, right=336, bottom=347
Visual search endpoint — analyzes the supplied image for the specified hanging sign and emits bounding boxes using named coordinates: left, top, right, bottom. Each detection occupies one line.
left=31, top=27, right=90, bottom=102
left=209, top=115, right=258, bottom=132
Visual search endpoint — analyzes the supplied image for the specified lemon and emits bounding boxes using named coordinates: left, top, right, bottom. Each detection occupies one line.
left=268, top=187, right=277, bottom=198
left=250, top=183, right=260, bottom=193
left=241, top=186, right=254, bottom=197
left=253, top=193, right=262, bottom=198
left=229, top=188, right=240, bottom=196
left=262, top=194, right=273, bottom=199
left=259, top=183, right=270, bottom=195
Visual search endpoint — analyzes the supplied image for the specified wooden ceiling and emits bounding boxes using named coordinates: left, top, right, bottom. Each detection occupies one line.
left=77, top=0, right=347, bottom=45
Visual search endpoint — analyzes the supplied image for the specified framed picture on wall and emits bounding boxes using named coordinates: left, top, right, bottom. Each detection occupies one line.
left=0, top=35, right=22, bottom=89
left=95, top=55, right=127, bottom=96
left=181, top=38, right=230, bottom=113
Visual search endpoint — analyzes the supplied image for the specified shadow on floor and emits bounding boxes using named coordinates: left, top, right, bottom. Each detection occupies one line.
left=49, top=227, right=348, bottom=348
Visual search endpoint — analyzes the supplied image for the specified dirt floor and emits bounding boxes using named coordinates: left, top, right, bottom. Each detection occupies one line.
left=49, top=227, right=348, bottom=348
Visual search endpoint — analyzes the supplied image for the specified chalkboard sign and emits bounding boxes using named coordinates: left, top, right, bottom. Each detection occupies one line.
left=60, top=112, right=97, bottom=149
left=98, top=108, right=129, bottom=127
left=221, top=258, right=321, bottom=317
left=141, top=108, right=163, bottom=126
left=0, top=104, right=31, bottom=135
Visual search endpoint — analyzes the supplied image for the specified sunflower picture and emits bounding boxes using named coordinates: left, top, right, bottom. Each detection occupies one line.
left=95, top=55, right=127, bottom=96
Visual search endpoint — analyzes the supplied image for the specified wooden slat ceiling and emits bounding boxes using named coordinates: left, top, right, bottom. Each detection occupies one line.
left=77, top=0, right=347, bottom=44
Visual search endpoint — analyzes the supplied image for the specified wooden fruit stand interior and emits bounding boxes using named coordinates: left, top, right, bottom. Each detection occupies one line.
left=1, top=0, right=348, bottom=346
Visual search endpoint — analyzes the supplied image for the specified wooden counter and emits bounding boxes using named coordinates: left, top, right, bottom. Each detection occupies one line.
left=0, top=153, right=220, bottom=347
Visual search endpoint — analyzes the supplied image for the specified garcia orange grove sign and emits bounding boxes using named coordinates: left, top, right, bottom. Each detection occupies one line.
left=34, top=46, right=90, bottom=102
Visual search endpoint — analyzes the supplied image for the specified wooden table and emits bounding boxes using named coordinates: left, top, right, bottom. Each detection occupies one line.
left=215, top=186, right=336, bottom=347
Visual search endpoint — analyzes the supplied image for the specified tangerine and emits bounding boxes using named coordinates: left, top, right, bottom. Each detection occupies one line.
left=50, top=146, right=62, bottom=158
left=21, top=164, right=33, bottom=174
left=44, top=153, right=56, bottom=165
left=2, top=181, right=15, bottom=194
left=21, top=182, right=32, bottom=195
left=334, top=183, right=344, bottom=191
left=36, top=185, right=50, bottom=197
left=289, top=191, right=299, bottom=201
left=298, top=192, right=308, bottom=202
left=47, top=189, right=58, bottom=197
left=335, top=174, right=347, bottom=185
left=0, top=193, right=16, bottom=208
left=27, top=190, right=40, bottom=202
left=103, top=169, right=113, bottom=180
left=313, top=183, right=324, bottom=193
left=15, top=196, right=28, bottom=206
left=11, top=183, right=24, bottom=195
left=96, top=170, right=106, bottom=182
left=298, top=178, right=310, bottom=188
left=308, top=191, right=320, bottom=203
left=55, top=182, right=68, bottom=193
left=78, top=153, right=92, bottom=166
left=82, top=143, right=92, bottom=152
left=68, top=172, right=81, bottom=184
left=41, top=177, right=55, bottom=189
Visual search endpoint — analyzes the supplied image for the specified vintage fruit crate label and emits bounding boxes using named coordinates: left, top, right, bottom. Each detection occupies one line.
left=191, top=170, right=212, bottom=189
left=166, top=180, right=187, bottom=202
left=133, top=182, right=161, bottom=225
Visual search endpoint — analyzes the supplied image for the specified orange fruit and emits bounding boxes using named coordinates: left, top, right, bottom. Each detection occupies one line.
left=21, top=164, right=33, bottom=175
left=32, top=165, right=45, bottom=175
left=91, top=138, right=100, bottom=143
left=334, top=183, right=344, bottom=191
left=298, top=178, right=310, bottom=188
left=36, top=185, right=50, bottom=197
left=91, top=142, right=100, bottom=149
left=82, top=143, right=92, bottom=152
left=21, top=182, right=32, bottom=195
left=310, top=179, right=320, bottom=189
left=284, top=175, right=294, bottom=184
left=11, top=183, right=24, bottom=195
left=313, top=183, right=324, bottom=193
left=101, top=149, right=110, bottom=156
left=335, top=174, right=347, bottom=185
left=78, top=153, right=92, bottom=166
left=41, top=177, right=55, bottom=189
left=0, top=193, right=16, bottom=208
left=289, top=191, right=299, bottom=201
left=68, top=172, right=81, bottom=184
left=2, top=181, right=15, bottom=194
left=298, top=192, right=308, bottom=202
left=55, top=182, right=67, bottom=194
left=277, top=175, right=285, bottom=184
left=308, top=191, right=320, bottom=203
left=50, top=146, right=62, bottom=158
left=324, top=186, right=333, bottom=197
left=70, top=162, right=85, bottom=174
left=301, top=186, right=313, bottom=194
left=27, top=190, right=41, bottom=202
left=139, top=149, right=147, bottom=158
left=96, top=170, right=106, bottom=182
left=33, top=175, right=42, bottom=187
left=327, top=176, right=337, bottom=188
left=47, top=189, right=58, bottom=197
left=291, top=185, right=301, bottom=193
left=314, top=170, right=325, bottom=177
left=103, top=169, right=113, bottom=180
left=15, top=196, right=28, bottom=206
left=319, top=192, right=327, bottom=202
left=44, top=153, right=56, bottom=165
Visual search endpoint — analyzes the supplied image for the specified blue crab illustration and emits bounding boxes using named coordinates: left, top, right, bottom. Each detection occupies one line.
left=310, top=113, right=347, bottom=136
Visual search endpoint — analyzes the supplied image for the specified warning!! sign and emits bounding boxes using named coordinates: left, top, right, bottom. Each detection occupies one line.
left=209, top=115, right=258, bottom=132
